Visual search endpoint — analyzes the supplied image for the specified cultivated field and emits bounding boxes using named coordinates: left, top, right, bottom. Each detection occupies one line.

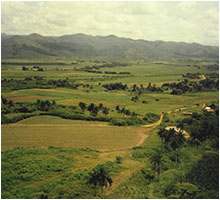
left=2, top=115, right=146, bottom=151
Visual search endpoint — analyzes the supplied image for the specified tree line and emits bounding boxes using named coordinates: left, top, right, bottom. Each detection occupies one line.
left=162, top=78, right=219, bottom=95
left=2, top=97, right=155, bottom=126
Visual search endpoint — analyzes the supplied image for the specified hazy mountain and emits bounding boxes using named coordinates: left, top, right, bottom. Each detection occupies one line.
left=1, top=33, right=219, bottom=61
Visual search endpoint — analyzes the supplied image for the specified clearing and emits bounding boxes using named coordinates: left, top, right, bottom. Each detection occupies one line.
left=2, top=115, right=146, bottom=152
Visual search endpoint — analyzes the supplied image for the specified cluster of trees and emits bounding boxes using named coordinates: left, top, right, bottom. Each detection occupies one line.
left=2, top=97, right=32, bottom=114
left=104, top=71, right=117, bottom=74
left=157, top=128, right=186, bottom=163
left=36, top=99, right=56, bottom=111
left=182, top=108, right=219, bottom=149
left=79, top=102, right=109, bottom=116
left=1, top=77, right=92, bottom=91
left=2, top=96, right=150, bottom=126
left=102, top=82, right=128, bottom=91
left=22, top=66, right=44, bottom=71
left=115, top=105, right=137, bottom=117
left=85, top=70, right=102, bottom=74
left=2, top=98, right=57, bottom=115
left=131, top=83, right=163, bottom=94
left=1, top=98, right=58, bottom=124
left=131, top=96, right=139, bottom=102
left=22, top=66, right=29, bottom=71
left=162, top=78, right=219, bottom=95
left=207, top=73, right=219, bottom=78
left=83, top=62, right=129, bottom=71
left=47, top=79, right=81, bottom=89
left=145, top=82, right=163, bottom=93
left=2, top=76, right=44, bottom=83
left=84, top=70, right=130, bottom=75
left=144, top=107, right=219, bottom=198
left=101, top=82, right=162, bottom=93
left=205, top=64, right=219, bottom=71
left=182, top=72, right=201, bottom=79
left=183, top=72, right=219, bottom=79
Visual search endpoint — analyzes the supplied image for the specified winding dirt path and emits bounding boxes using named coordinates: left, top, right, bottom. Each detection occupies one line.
left=101, top=103, right=205, bottom=154
left=99, top=113, right=164, bottom=153
left=141, top=113, right=164, bottom=128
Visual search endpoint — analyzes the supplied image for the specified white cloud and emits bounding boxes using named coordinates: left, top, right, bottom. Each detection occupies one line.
left=1, top=1, right=219, bottom=46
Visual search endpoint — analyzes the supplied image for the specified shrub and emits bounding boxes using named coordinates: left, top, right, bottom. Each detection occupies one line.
left=115, top=156, right=122, bottom=164
left=143, top=113, right=160, bottom=123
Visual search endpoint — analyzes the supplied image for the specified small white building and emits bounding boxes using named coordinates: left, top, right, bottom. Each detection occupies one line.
left=204, top=107, right=215, bottom=113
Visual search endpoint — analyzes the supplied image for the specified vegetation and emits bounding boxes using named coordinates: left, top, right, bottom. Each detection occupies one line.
left=1, top=56, right=218, bottom=199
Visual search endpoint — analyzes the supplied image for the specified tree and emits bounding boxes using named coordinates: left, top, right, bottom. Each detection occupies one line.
left=169, top=131, right=185, bottom=163
left=79, top=102, right=86, bottom=112
left=158, top=128, right=185, bottom=163
left=87, top=164, right=113, bottom=192
left=22, top=66, right=28, bottom=71
left=88, top=103, right=95, bottom=112
left=149, top=148, right=165, bottom=180
left=115, top=105, right=120, bottom=111
left=189, top=113, right=219, bottom=149
left=157, top=128, right=171, bottom=143
left=124, top=109, right=131, bottom=116
left=147, top=82, right=151, bottom=89
left=1, top=96, right=8, bottom=105
left=102, top=107, right=109, bottom=116
left=177, top=122, right=184, bottom=130
left=165, top=182, right=198, bottom=199
left=98, top=103, right=103, bottom=110
left=132, top=84, right=137, bottom=92
left=52, top=100, right=56, bottom=107
left=8, top=100, right=13, bottom=107
left=88, top=104, right=99, bottom=116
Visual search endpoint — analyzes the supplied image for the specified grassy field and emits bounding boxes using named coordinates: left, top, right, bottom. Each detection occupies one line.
left=2, top=115, right=146, bottom=152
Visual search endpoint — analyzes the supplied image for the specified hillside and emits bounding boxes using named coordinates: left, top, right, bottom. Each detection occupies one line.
left=1, top=33, right=219, bottom=61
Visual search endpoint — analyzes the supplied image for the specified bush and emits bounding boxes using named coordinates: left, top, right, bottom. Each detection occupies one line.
left=186, top=153, right=219, bottom=191
left=111, top=117, right=145, bottom=126
left=163, top=113, right=169, bottom=122
left=115, top=156, right=122, bottom=164
left=143, top=113, right=160, bottom=123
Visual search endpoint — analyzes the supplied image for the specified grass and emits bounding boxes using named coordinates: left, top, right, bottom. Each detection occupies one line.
left=1, top=147, right=99, bottom=199
left=2, top=115, right=145, bottom=152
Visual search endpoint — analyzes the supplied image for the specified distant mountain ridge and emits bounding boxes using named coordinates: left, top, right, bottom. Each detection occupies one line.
left=1, top=33, right=219, bottom=61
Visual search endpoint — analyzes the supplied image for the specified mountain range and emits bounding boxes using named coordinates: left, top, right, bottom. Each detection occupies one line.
left=1, top=33, right=219, bottom=61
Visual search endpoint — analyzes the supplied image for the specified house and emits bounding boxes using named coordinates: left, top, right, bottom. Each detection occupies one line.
left=204, top=107, right=215, bottom=113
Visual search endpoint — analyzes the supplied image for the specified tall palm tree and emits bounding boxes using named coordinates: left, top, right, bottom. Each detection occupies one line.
left=169, top=131, right=185, bottom=163
left=158, top=128, right=185, bottom=163
left=149, top=148, right=165, bottom=180
left=87, top=165, right=113, bottom=192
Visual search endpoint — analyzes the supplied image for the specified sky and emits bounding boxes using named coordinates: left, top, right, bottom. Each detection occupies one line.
left=1, top=1, right=219, bottom=46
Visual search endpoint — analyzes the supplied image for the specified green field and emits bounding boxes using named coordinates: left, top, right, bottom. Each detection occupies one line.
left=2, top=115, right=145, bottom=152
left=1, top=59, right=219, bottom=199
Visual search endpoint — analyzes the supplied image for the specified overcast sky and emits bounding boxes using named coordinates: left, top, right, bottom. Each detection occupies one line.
left=1, top=1, right=219, bottom=46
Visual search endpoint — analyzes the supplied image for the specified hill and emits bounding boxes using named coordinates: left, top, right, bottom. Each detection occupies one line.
left=1, top=33, right=219, bottom=61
